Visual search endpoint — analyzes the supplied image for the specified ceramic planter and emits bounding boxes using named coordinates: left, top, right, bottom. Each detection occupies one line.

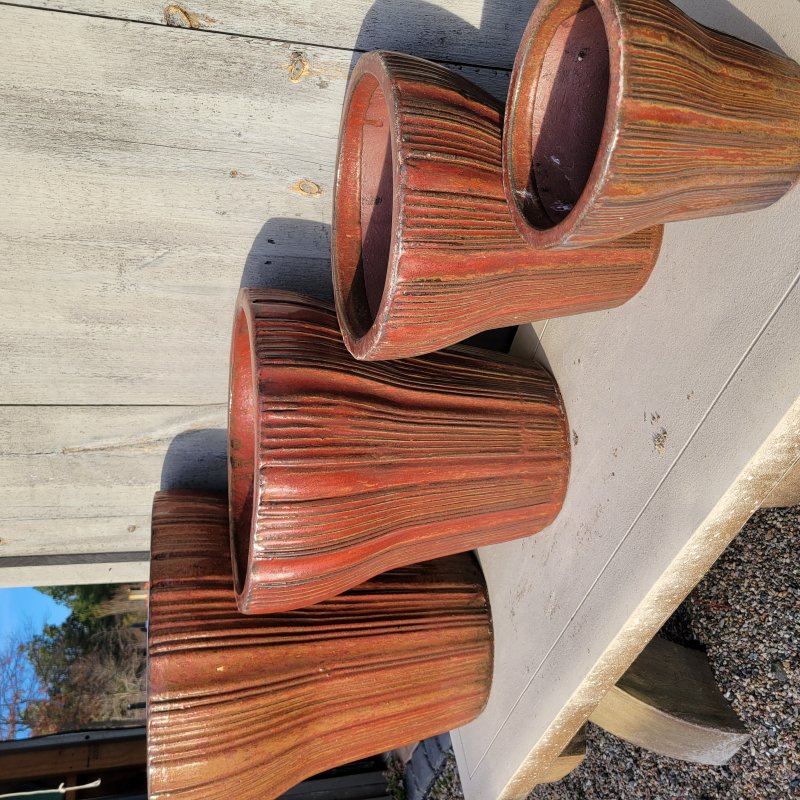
left=228, top=289, right=569, bottom=613
left=332, top=50, right=663, bottom=361
left=504, top=0, right=800, bottom=249
left=147, top=490, right=493, bottom=800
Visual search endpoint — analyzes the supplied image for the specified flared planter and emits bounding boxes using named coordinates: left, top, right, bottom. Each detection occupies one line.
left=228, top=289, right=570, bottom=613
left=147, top=490, right=493, bottom=800
left=332, top=50, right=663, bottom=361
left=504, top=0, right=800, bottom=249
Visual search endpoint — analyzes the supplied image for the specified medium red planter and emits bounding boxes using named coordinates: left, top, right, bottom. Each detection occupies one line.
left=504, top=0, right=800, bottom=249
left=228, top=289, right=569, bottom=613
left=147, top=490, right=493, bottom=800
left=332, top=50, right=663, bottom=361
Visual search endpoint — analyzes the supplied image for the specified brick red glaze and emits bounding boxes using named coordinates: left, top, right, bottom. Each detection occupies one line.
left=147, top=490, right=493, bottom=800
left=228, top=289, right=569, bottom=613
left=505, top=0, right=800, bottom=249
left=332, top=50, right=663, bottom=361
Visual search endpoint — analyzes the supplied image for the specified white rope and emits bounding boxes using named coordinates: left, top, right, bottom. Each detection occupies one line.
left=0, top=778, right=102, bottom=798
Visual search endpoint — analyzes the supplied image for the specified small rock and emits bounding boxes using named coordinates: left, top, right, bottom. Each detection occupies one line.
left=771, top=660, right=789, bottom=684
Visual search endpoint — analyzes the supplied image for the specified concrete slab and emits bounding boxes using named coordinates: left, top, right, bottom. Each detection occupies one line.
left=452, top=2, right=800, bottom=794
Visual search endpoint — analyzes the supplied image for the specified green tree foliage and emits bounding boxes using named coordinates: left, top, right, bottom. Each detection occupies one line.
left=22, top=614, right=145, bottom=736
left=0, top=586, right=147, bottom=739
left=35, top=584, right=117, bottom=623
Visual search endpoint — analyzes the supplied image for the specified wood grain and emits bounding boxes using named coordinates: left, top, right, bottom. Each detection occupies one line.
left=2, top=0, right=532, bottom=70
left=0, top=5, right=507, bottom=405
left=228, top=289, right=569, bottom=613
left=590, top=636, right=749, bottom=765
left=148, top=490, right=493, bottom=800
left=0, top=556, right=150, bottom=588
left=0, top=404, right=225, bottom=557
left=504, top=0, right=800, bottom=249
left=332, top=51, right=662, bottom=360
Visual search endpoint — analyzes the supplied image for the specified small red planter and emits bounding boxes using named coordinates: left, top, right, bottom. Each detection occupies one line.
left=504, top=0, right=800, bottom=249
left=228, top=289, right=569, bottom=613
left=332, top=50, right=663, bottom=361
left=147, top=490, right=493, bottom=800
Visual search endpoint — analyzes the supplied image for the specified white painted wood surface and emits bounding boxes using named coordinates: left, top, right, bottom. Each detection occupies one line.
left=0, top=5, right=508, bottom=407
left=2, top=0, right=533, bottom=69
left=0, top=404, right=225, bottom=583
left=10, top=0, right=795, bottom=67
left=0, top=3, right=507, bottom=584
left=0, top=556, right=150, bottom=588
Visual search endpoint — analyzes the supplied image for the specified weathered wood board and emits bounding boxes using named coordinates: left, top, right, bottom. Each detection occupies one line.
left=0, top=3, right=506, bottom=586
left=0, top=405, right=225, bottom=584
left=2, top=0, right=531, bottom=69
left=0, top=555, right=150, bottom=588
left=7, top=0, right=794, bottom=69
left=0, top=5, right=508, bottom=406
left=0, top=405, right=225, bottom=532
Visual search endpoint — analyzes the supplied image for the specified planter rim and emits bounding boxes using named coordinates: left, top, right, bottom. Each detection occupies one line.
left=332, top=50, right=406, bottom=361
left=504, top=0, right=625, bottom=250
left=227, top=287, right=261, bottom=607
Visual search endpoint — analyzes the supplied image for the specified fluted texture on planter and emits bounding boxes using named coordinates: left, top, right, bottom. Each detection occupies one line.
left=228, top=289, right=569, bottom=613
left=147, top=490, right=493, bottom=800
left=332, top=50, right=662, bottom=360
left=504, top=0, right=800, bottom=249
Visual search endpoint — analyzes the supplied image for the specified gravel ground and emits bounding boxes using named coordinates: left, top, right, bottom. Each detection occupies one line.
left=423, top=506, right=799, bottom=800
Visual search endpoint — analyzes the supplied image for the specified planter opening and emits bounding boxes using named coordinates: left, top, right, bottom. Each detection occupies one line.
left=334, top=72, right=395, bottom=341
left=526, top=1, right=609, bottom=227
left=228, top=304, right=256, bottom=595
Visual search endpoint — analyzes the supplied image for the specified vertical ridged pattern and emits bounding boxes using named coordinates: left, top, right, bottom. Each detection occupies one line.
left=230, top=289, right=569, bottom=613
left=599, top=0, right=800, bottom=239
left=332, top=51, right=663, bottom=360
left=507, top=0, right=800, bottom=248
left=147, top=491, right=493, bottom=800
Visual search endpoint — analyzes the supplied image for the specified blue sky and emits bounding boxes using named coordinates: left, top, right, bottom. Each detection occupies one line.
left=0, top=587, right=70, bottom=645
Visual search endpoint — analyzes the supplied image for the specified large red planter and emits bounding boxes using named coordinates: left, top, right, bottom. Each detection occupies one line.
left=504, top=0, right=800, bottom=249
left=228, top=289, right=569, bottom=613
left=147, top=490, right=493, bottom=800
left=332, top=50, right=663, bottom=361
